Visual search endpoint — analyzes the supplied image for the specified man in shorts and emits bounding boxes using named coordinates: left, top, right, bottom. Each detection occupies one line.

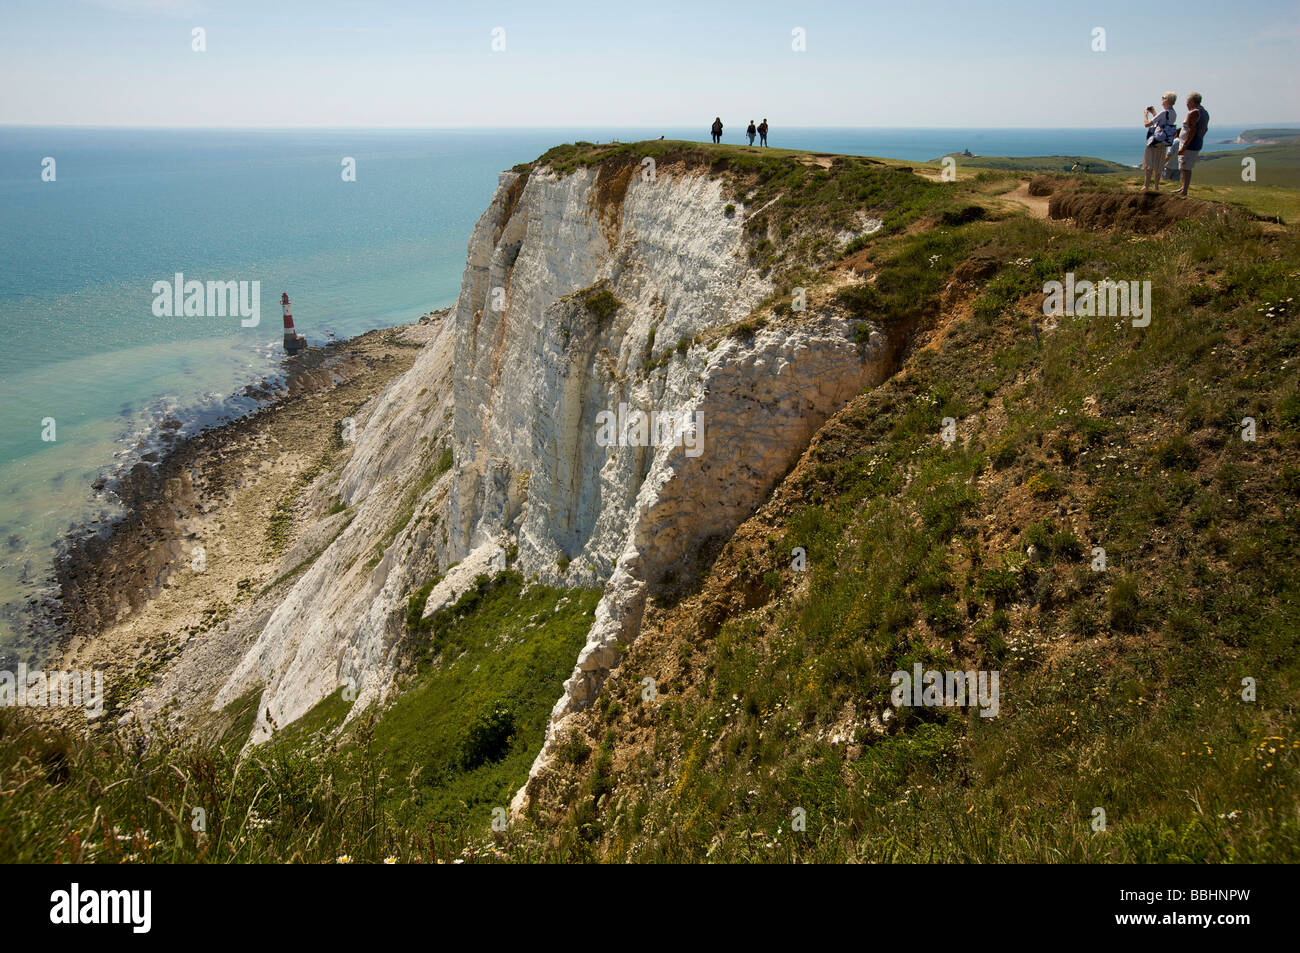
left=1176, top=93, right=1209, bottom=196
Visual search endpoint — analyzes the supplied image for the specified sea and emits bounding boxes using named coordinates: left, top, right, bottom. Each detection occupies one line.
left=0, top=124, right=1267, bottom=658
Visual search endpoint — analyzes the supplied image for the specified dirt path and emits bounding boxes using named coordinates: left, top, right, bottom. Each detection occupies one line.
left=1003, top=181, right=1052, bottom=219
left=908, top=168, right=1055, bottom=223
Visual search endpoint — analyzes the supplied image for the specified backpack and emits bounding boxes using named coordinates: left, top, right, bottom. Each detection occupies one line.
left=1148, top=108, right=1177, bottom=147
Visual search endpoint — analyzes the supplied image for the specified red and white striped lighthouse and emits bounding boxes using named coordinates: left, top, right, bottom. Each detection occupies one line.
left=280, top=292, right=306, bottom=355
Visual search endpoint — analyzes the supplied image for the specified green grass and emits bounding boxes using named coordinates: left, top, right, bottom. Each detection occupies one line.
left=939, top=154, right=1132, bottom=174
left=522, top=138, right=817, bottom=176
left=917, top=137, right=1300, bottom=223
left=516, top=190, right=1300, bottom=862
left=266, top=687, right=355, bottom=748
left=0, top=573, right=599, bottom=863
left=353, top=572, right=600, bottom=847
left=1189, top=140, right=1300, bottom=222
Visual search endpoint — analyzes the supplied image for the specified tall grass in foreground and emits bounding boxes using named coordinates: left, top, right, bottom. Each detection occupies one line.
left=0, top=574, right=599, bottom=863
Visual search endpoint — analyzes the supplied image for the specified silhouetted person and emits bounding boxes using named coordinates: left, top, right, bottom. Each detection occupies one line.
left=746, top=120, right=756, bottom=146
left=758, top=119, right=769, bottom=146
left=711, top=117, right=723, bottom=144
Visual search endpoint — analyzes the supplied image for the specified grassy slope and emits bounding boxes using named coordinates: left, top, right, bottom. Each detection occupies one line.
left=370, top=573, right=600, bottom=845
left=505, top=146, right=1300, bottom=862
left=1191, top=140, right=1300, bottom=223
left=539, top=136, right=1300, bottom=220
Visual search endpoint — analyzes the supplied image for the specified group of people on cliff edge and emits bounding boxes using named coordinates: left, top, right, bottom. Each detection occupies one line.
left=1142, top=91, right=1210, bottom=195
left=710, top=117, right=769, bottom=146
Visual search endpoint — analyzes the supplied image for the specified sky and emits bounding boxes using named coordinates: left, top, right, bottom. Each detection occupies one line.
left=1, top=0, right=1298, bottom=128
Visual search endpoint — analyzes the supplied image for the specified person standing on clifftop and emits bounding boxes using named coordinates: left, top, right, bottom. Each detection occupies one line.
left=746, top=120, right=757, bottom=146
left=1143, top=92, right=1178, bottom=191
left=711, top=117, right=723, bottom=144
left=758, top=119, right=769, bottom=146
left=1175, top=92, right=1210, bottom=196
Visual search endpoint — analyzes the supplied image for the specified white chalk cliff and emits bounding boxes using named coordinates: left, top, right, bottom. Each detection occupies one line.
left=209, top=156, right=893, bottom=798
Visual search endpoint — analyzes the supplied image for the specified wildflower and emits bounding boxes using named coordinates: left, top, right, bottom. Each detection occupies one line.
left=336, top=855, right=353, bottom=864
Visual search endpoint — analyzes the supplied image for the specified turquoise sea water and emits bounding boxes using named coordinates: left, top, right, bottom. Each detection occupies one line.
left=0, top=124, right=1270, bottom=655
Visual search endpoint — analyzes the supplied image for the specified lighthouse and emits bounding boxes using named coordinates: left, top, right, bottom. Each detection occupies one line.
left=281, top=292, right=306, bottom=355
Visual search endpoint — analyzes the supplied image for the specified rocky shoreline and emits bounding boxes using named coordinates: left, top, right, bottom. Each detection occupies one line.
left=43, top=313, right=445, bottom=728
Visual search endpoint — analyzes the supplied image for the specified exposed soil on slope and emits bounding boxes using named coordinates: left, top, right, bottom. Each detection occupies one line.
left=1048, top=189, right=1225, bottom=232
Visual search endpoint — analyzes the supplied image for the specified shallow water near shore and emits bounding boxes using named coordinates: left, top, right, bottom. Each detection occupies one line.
left=0, top=127, right=564, bottom=655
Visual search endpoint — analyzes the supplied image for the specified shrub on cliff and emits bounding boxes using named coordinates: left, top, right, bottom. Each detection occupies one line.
left=459, top=701, right=515, bottom=770
left=580, top=287, right=621, bottom=323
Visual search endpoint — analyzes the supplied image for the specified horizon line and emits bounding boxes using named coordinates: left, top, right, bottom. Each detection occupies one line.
left=3, top=122, right=1296, bottom=132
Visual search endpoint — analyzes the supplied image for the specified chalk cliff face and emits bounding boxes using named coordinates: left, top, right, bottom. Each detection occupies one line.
left=213, top=157, right=892, bottom=770
left=445, top=165, right=769, bottom=584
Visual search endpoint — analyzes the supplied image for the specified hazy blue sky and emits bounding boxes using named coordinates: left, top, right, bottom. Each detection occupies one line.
left=3, top=0, right=1297, bottom=127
